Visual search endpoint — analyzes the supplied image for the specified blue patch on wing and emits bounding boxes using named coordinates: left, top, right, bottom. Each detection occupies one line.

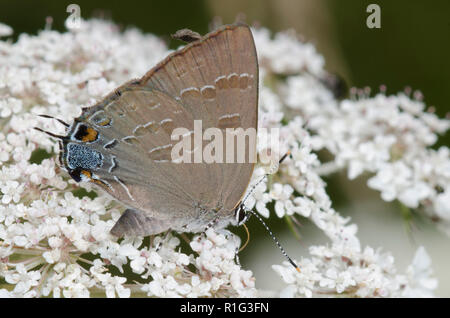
left=67, top=143, right=103, bottom=170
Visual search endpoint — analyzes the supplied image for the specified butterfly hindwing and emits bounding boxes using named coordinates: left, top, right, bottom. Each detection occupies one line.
left=110, top=209, right=175, bottom=237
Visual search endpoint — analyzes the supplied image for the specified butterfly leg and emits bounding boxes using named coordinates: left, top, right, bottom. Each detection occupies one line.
left=155, top=230, right=172, bottom=252
left=110, top=209, right=172, bottom=237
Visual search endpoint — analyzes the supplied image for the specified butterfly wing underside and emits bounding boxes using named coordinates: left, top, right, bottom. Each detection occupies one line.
left=65, top=23, right=258, bottom=236
left=141, top=23, right=258, bottom=213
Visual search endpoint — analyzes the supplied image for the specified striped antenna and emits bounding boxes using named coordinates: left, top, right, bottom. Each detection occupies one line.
left=33, top=127, right=67, bottom=140
left=241, top=150, right=300, bottom=272
left=248, top=209, right=300, bottom=272
left=35, top=114, right=70, bottom=140
left=242, top=150, right=291, bottom=205
left=38, top=114, right=69, bottom=127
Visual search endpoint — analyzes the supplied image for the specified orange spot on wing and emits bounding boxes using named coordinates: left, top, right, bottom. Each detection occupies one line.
left=81, top=170, right=108, bottom=189
left=81, top=170, right=92, bottom=179
left=97, top=118, right=111, bottom=126
left=93, top=179, right=104, bottom=186
left=82, top=127, right=98, bottom=142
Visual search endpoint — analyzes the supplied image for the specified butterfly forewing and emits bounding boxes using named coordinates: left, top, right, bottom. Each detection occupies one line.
left=141, top=23, right=258, bottom=213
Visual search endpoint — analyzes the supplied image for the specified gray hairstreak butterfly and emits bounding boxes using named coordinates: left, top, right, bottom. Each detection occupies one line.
left=36, top=22, right=300, bottom=272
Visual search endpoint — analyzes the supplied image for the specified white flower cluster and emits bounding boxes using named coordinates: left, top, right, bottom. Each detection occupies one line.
left=0, top=19, right=444, bottom=297
left=140, top=229, right=255, bottom=297
left=279, top=56, right=450, bottom=227
left=244, top=27, right=445, bottom=297
left=0, top=23, right=13, bottom=38
left=273, top=245, right=436, bottom=298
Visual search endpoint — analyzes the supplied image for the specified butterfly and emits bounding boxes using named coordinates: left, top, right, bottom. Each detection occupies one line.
left=37, top=23, right=300, bottom=272
left=39, top=23, right=257, bottom=237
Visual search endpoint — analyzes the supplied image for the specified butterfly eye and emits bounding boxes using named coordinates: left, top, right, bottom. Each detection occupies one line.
left=234, top=203, right=248, bottom=226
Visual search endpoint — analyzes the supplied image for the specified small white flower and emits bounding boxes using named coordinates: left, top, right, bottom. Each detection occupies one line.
left=5, top=264, right=41, bottom=295
left=0, top=23, right=13, bottom=37
left=402, top=246, right=438, bottom=297
left=43, top=249, right=61, bottom=264
left=0, top=98, right=22, bottom=118
left=87, top=78, right=116, bottom=97
left=397, top=181, right=433, bottom=208
left=1, top=180, right=24, bottom=204
left=270, top=183, right=294, bottom=217
left=433, top=188, right=450, bottom=220
left=367, top=162, right=412, bottom=202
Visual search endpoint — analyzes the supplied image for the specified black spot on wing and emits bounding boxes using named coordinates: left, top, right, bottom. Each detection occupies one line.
left=68, top=167, right=83, bottom=182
